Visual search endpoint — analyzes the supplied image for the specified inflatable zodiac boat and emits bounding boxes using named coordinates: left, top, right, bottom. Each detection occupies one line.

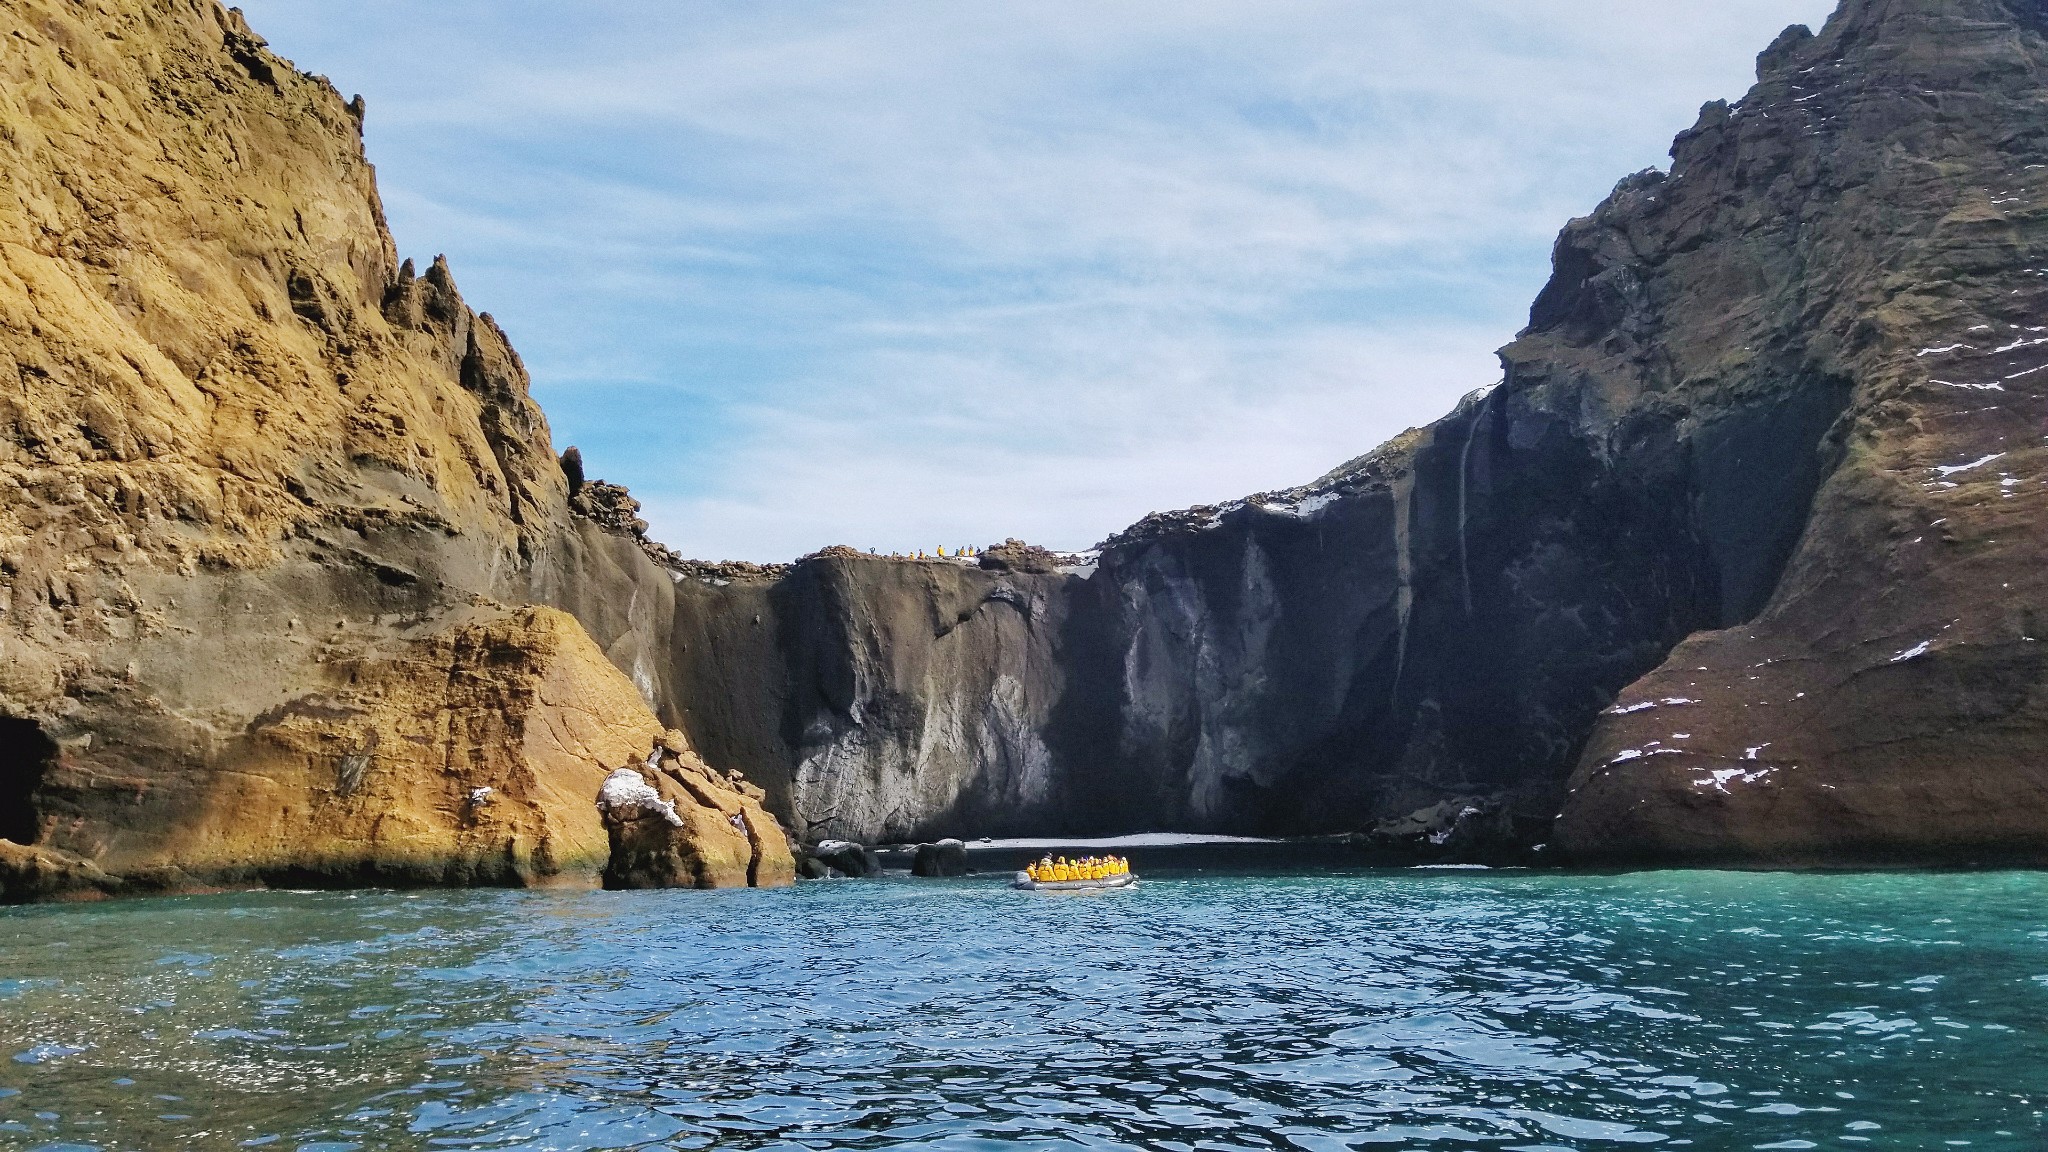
left=1011, top=871, right=1137, bottom=892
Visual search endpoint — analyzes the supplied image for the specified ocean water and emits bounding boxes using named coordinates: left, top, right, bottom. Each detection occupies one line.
left=0, top=870, right=2044, bottom=1151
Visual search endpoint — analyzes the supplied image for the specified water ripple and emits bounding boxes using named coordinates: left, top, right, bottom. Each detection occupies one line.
left=0, top=872, right=2044, bottom=1149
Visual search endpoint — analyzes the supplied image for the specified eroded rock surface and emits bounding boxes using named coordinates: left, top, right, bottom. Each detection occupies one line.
left=0, top=0, right=789, bottom=897
left=596, top=732, right=793, bottom=890
left=652, top=0, right=2048, bottom=864
left=8, top=0, right=2048, bottom=878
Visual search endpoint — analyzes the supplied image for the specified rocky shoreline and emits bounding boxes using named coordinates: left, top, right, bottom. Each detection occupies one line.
left=3, top=0, right=2047, bottom=900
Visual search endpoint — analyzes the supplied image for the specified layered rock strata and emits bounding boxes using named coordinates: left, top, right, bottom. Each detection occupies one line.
left=644, top=0, right=2048, bottom=864
left=0, top=0, right=789, bottom=896
left=596, top=732, right=793, bottom=890
left=8, top=0, right=2048, bottom=881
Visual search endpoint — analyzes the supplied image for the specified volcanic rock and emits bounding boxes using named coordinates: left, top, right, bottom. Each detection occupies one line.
left=597, top=737, right=793, bottom=890
left=811, top=838, right=882, bottom=878
left=910, top=838, right=970, bottom=877
left=649, top=0, right=2048, bottom=866
left=11, top=0, right=2048, bottom=878
left=0, top=0, right=792, bottom=897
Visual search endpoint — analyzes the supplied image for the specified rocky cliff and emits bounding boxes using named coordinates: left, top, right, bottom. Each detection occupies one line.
left=647, top=0, right=2048, bottom=864
left=0, top=0, right=790, bottom=896
left=7, top=0, right=2046, bottom=883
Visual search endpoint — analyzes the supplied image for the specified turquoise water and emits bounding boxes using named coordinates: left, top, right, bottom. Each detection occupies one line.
left=0, top=871, right=2045, bottom=1151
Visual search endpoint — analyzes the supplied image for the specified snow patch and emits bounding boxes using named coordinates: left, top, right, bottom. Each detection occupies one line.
left=1991, top=336, right=2048, bottom=354
left=1700, top=767, right=1775, bottom=793
left=1258, top=491, right=1342, bottom=520
left=1934, top=453, right=2004, bottom=477
left=597, top=768, right=682, bottom=827
left=1890, top=641, right=1932, bottom=664
left=1916, top=344, right=1971, bottom=356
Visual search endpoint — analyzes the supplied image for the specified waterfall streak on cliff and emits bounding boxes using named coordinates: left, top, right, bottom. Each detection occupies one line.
left=1391, top=470, right=1416, bottom=705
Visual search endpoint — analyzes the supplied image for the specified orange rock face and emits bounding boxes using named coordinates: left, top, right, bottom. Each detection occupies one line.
left=0, top=1, right=791, bottom=898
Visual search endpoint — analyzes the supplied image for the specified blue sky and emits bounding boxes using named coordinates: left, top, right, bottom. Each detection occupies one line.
left=238, top=0, right=1838, bottom=562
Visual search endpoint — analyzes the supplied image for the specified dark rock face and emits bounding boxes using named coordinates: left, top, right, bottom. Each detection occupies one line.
left=910, top=839, right=970, bottom=877
left=17, top=0, right=2044, bottom=887
left=810, top=839, right=881, bottom=878
left=665, top=555, right=1093, bottom=844
left=626, top=0, right=2048, bottom=864
left=1554, top=0, right=2048, bottom=865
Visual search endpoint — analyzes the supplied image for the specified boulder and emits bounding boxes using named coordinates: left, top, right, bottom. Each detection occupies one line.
left=910, top=838, right=970, bottom=877
left=812, top=839, right=881, bottom=877
left=1348, top=799, right=1542, bottom=867
left=596, top=743, right=797, bottom=891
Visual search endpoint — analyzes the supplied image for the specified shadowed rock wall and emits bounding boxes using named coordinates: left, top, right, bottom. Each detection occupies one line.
left=8, top=0, right=2048, bottom=880
left=645, top=0, right=2048, bottom=862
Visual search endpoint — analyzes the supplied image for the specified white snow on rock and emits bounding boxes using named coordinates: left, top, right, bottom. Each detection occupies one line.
left=1890, top=640, right=1933, bottom=664
left=1262, top=491, right=1342, bottom=519
left=1699, top=767, right=1775, bottom=793
left=1607, top=701, right=1658, bottom=715
left=1934, top=453, right=2005, bottom=477
left=1917, top=343, right=1971, bottom=356
left=597, top=768, right=682, bottom=827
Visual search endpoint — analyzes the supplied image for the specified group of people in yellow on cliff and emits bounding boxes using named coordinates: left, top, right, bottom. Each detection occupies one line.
left=1024, top=855, right=1131, bottom=883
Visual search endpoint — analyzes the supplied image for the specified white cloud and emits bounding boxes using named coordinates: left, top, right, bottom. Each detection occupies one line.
left=242, top=0, right=1840, bottom=560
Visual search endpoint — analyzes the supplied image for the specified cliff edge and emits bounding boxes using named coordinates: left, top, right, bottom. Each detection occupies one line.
left=7, top=0, right=2046, bottom=881
left=0, top=0, right=791, bottom=896
left=650, top=0, right=2048, bottom=864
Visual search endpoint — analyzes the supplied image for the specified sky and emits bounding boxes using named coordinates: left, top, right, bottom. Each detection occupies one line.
left=237, top=0, right=1840, bottom=562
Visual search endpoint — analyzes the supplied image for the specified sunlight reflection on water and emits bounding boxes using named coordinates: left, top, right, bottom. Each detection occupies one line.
left=0, top=870, right=2045, bottom=1150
